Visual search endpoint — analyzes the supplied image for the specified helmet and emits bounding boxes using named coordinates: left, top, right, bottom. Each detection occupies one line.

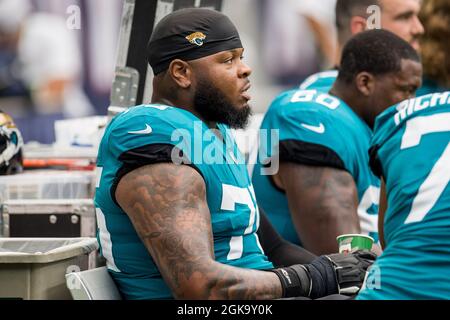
left=0, top=111, right=23, bottom=175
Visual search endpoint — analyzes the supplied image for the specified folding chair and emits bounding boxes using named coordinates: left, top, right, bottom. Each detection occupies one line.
left=65, top=266, right=122, bottom=300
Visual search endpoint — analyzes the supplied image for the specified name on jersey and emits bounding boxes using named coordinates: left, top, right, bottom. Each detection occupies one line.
left=394, top=92, right=450, bottom=126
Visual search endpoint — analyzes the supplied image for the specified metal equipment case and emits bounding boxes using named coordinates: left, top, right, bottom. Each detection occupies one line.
left=1, top=199, right=96, bottom=238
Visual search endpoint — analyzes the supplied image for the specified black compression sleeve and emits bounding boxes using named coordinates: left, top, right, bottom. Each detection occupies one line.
left=257, top=208, right=317, bottom=267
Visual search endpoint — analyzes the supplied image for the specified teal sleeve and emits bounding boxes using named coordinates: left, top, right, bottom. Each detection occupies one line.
left=264, top=97, right=351, bottom=171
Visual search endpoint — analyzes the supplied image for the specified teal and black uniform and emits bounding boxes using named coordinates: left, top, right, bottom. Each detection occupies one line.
left=358, top=92, right=450, bottom=299
left=95, top=104, right=273, bottom=300
left=252, top=89, right=380, bottom=246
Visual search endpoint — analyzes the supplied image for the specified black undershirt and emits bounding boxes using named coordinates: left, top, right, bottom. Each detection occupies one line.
left=257, top=208, right=317, bottom=267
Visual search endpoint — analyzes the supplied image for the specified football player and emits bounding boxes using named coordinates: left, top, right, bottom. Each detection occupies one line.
left=252, top=30, right=422, bottom=254
left=95, top=8, right=375, bottom=300
left=358, top=91, right=450, bottom=299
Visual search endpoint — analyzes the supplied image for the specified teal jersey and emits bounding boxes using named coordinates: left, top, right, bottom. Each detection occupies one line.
left=252, top=89, right=380, bottom=246
left=358, top=92, right=450, bottom=300
left=299, top=70, right=338, bottom=92
left=95, top=104, right=273, bottom=300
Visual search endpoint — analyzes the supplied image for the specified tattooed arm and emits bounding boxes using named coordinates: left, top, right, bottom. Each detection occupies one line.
left=274, top=162, right=360, bottom=255
left=115, top=163, right=283, bottom=300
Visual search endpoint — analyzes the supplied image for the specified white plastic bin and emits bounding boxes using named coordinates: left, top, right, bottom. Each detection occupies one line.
left=0, top=238, right=98, bottom=300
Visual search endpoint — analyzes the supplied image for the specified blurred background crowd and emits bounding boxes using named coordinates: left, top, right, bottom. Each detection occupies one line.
left=0, top=0, right=122, bottom=144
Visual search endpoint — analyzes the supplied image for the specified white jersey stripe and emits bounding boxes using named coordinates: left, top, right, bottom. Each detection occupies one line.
left=95, top=208, right=120, bottom=272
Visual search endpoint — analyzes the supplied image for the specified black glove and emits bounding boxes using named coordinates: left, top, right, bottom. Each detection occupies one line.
left=307, top=250, right=377, bottom=298
left=271, top=250, right=377, bottom=299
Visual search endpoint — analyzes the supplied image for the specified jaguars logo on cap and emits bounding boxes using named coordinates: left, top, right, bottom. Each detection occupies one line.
left=186, top=32, right=206, bottom=47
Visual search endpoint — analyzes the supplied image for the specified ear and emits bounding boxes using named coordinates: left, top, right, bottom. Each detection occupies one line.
left=355, top=72, right=375, bottom=96
left=349, top=16, right=367, bottom=35
left=168, top=59, right=192, bottom=89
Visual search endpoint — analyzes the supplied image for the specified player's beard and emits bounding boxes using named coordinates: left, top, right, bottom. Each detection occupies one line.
left=193, top=78, right=252, bottom=129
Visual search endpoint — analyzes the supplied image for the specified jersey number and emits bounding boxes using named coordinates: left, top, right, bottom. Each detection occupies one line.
left=221, top=184, right=261, bottom=260
left=401, top=113, right=450, bottom=224
left=290, top=90, right=340, bottom=110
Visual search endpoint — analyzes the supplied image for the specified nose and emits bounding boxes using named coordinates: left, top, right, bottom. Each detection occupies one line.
left=411, top=15, right=424, bottom=36
left=239, top=60, right=252, bottom=78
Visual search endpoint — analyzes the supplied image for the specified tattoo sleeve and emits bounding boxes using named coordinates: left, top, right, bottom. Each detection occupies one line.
left=115, top=163, right=282, bottom=300
left=277, top=162, right=360, bottom=255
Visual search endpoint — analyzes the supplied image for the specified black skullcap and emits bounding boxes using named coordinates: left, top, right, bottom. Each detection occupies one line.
left=147, top=8, right=243, bottom=75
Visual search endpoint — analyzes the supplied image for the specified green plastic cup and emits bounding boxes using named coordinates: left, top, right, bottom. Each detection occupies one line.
left=336, top=234, right=374, bottom=254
